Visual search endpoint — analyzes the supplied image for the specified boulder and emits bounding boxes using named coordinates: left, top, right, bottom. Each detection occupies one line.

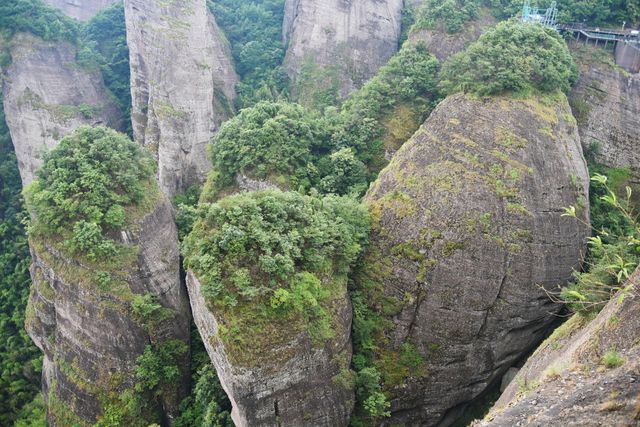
left=357, top=92, right=590, bottom=425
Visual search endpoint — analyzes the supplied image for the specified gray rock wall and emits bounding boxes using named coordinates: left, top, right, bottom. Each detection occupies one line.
left=2, top=33, right=123, bottom=186
left=359, top=93, right=590, bottom=425
left=283, top=0, right=403, bottom=100
left=43, top=0, right=120, bottom=21
left=125, top=0, right=238, bottom=198
left=26, top=196, right=190, bottom=425
left=479, top=268, right=640, bottom=427
left=569, top=45, right=640, bottom=179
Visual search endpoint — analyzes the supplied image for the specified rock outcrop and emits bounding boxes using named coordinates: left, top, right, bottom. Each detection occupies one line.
left=407, top=8, right=495, bottom=62
left=478, top=268, right=640, bottom=426
left=358, top=93, right=590, bottom=425
left=283, top=0, right=403, bottom=102
left=43, top=0, right=120, bottom=21
left=125, top=0, right=238, bottom=198
left=25, top=190, right=190, bottom=426
left=569, top=44, right=640, bottom=179
left=186, top=269, right=354, bottom=427
left=1, top=33, right=122, bottom=186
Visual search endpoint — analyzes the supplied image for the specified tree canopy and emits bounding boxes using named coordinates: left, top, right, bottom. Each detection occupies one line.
left=25, top=126, right=156, bottom=259
left=440, top=20, right=577, bottom=96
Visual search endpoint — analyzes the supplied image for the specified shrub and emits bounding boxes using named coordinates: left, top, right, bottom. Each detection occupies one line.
left=561, top=172, right=639, bottom=314
left=414, top=0, right=481, bottom=33
left=601, top=350, right=624, bottom=369
left=440, top=19, right=577, bottom=97
left=25, top=126, right=156, bottom=259
left=184, top=190, right=369, bottom=310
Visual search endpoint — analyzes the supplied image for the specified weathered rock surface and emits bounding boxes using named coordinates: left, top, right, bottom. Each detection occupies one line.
left=359, top=93, right=590, bottom=425
left=283, top=0, right=403, bottom=100
left=43, top=0, right=120, bottom=21
left=25, top=194, right=190, bottom=426
left=125, top=0, right=238, bottom=198
left=408, top=8, right=495, bottom=62
left=1, top=33, right=123, bottom=186
left=186, top=270, right=354, bottom=427
left=478, top=268, right=640, bottom=427
left=569, top=45, right=640, bottom=179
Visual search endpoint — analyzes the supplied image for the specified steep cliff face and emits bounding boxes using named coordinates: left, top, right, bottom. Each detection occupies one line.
left=569, top=45, right=640, bottom=178
left=25, top=192, right=190, bottom=426
left=1, top=33, right=122, bottom=186
left=357, top=93, right=590, bottom=425
left=283, top=0, right=403, bottom=102
left=408, top=8, right=495, bottom=62
left=187, top=271, right=353, bottom=427
left=479, top=268, right=640, bottom=426
left=43, top=0, right=120, bottom=21
left=125, top=0, right=238, bottom=198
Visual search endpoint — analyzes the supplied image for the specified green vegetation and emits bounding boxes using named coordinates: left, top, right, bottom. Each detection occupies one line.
left=81, top=4, right=132, bottom=135
left=561, top=171, right=639, bottom=314
left=208, top=0, right=288, bottom=108
left=440, top=20, right=577, bottom=96
left=183, top=189, right=369, bottom=364
left=25, top=126, right=156, bottom=260
left=601, top=350, right=625, bottom=368
left=0, top=0, right=79, bottom=43
left=205, top=43, right=439, bottom=199
left=0, top=95, right=42, bottom=426
left=414, top=0, right=482, bottom=33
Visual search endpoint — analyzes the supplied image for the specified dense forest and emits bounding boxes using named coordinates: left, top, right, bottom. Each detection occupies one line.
left=0, top=0, right=639, bottom=425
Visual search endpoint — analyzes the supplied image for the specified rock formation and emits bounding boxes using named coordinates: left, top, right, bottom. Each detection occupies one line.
left=186, top=270, right=353, bottom=427
left=43, top=0, right=120, bottom=21
left=25, top=190, right=190, bottom=425
left=283, top=0, right=403, bottom=102
left=357, top=92, right=590, bottom=425
left=408, top=8, right=495, bottom=62
left=569, top=44, right=640, bottom=179
left=125, top=0, right=238, bottom=198
left=1, top=33, right=122, bottom=186
left=478, top=267, right=640, bottom=426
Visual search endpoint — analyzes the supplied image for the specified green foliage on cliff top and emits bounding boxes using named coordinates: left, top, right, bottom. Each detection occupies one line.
left=0, top=95, right=41, bottom=426
left=441, top=20, right=577, bottom=97
left=25, top=126, right=156, bottom=260
left=0, top=0, right=79, bottom=43
left=183, top=190, right=369, bottom=363
left=414, top=0, right=482, bottom=33
left=208, top=0, right=288, bottom=108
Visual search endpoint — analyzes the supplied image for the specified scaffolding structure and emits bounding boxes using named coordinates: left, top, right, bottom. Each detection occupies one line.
left=521, top=0, right=558, bottom=28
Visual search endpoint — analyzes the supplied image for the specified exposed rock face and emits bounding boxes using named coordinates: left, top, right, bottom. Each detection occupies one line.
left=25, top=194, right=190, bottom=425
left=283, top=0, right=403, bottom=100
left=186, top=270, right=354, bottom=427
left=359, top=93, right=590, bottom=425
left=478, top=268, right=640, bottom=426
left=125, top=0, right=238, bottom=198
left=569, top=45, right=640, bottom=179
left=1, top=33, right=122, bottom=186
left=408, top=8, right=495, bottom=62
left=43, top=0, right=120, bottom=21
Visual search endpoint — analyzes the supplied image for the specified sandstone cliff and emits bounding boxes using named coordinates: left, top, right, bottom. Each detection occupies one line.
left=43, top=0, right=120, bottom=21
left=479, top=268, right=640, bottom=426
left=283, top=0, right=403, bottom=103
left=1, top=33, right=122, bottom=186
left=569, top=44, right=640, bottom=179
left=357, top=93, right=590, bottom=425
left=187, top=270, right=353, bottom=427
left=25, top=190, right=190, bottom=426
left=125, top=0, right=238, bottom=198
left=408, top=8, right=495, bottom=62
